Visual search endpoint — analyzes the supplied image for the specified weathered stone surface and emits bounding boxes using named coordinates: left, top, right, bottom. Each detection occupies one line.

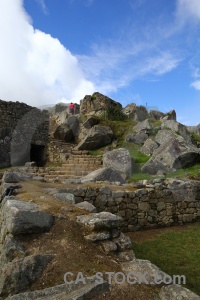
left=159, top=284, right=200, bottom=300
left=149, top=110, right=164, bottom=120
left=53, top=124, right=74, bottom=142
left=126, top=132, right=148, bottom=144
left=0, top=236, right=25, bottom=265
left=133, top=119, right=152, bottom=133
left=112, top=233, right=132, bottom=251
left=123, top=104, right=148, bottom=121
left=187, top=123, right=200, bottom=137
left=116, top=250, right=135, bottom=262
left=81, top=167, right=125, bottom=184
left=161, top=120, right=192, bottom=144
left=76, top=212, right=123, bottom=231
left=66, top=115, right=79, bottom=137
left=162, top=109, right=176, bottom=121
left=75, top=201, right=97, bottom=212
left=140, top=139, right=158, bottom=156
left=121, top=259, right=168, bottom=285
left=2, top=199, right=54, bottom=235
left=25, top=161, right=37, bottom=167
left=2, top=171, right=20, bottom=183
left=103, top=148, right=133, bottom=180
left=155, top=129, right=177, bottom=145
left=5, top=279, right=109, bottom=300
left=80, top=92, right=122, bottom=115
left=142, top=135, right=200, bottom=174
left=83, top=116, right=100, bottom=129
left=53, top=193, right=75, bottom=204
left=85, top=231, right=111, bottom=242
left=100, top=240, right=117, bottom=254
left=75, top=125, right=114, bottom=150
left=0, top=254, right=54, bottom=297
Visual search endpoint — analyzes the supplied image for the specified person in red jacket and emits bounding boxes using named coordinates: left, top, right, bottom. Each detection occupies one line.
left=69, top=102, right=75, bottom=115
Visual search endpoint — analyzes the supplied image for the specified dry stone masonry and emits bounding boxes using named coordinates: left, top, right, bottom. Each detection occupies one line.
left=59, top=178, right=200, bottom=231
left=0, top=99, right=49, bottom=168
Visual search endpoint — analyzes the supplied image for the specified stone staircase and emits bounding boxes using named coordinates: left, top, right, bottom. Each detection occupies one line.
left=43, top=153, right=103, bottom=180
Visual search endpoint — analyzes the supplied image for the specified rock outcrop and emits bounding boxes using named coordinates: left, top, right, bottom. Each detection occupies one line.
left=133, top=119, right=152, bottom=133
left=77, top=212, right=134, bottom=261
left=125, top=132, right=149, bottom=144
left=140, top=139, right=158, bottom=156
left=142, top=135, right=200, bottom=174
left=53, top=124, right=74, bottom=142
left=103, top=148, right=133, bottom=180
left=80, top=92, right=122, bottom=116
left=80, top=167, right=125, bottom=184
left=161, top=120, right=192, bottom=144
left=123, top=104, right=148, bottom=121
left=75, top=125, right=114, bottom=150
left=159, top=284, right=200, bottom=300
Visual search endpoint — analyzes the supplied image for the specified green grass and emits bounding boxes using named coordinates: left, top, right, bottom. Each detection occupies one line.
left=88, top=150, right=102, bottom=156
left=166, top=163, right=200, bottom=179
left=148, top=118, right=162, bottom=128
left=99, top=119, right=136, bottom=142
left=132, top=224, right=200, bottom=295
left=191, top=132, right=200, bottom=143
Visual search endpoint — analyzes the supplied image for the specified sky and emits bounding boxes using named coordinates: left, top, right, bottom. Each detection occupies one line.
left=0, top=0, right=200, bottom=125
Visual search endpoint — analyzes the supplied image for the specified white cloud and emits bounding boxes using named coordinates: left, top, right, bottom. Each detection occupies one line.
left=176, top=0, right=200, bottom=24
left=0, top=0, right=95, bottom=107
left=191, top=80, right=200, bottom=90
left=36, top=0, right=48, bottom=14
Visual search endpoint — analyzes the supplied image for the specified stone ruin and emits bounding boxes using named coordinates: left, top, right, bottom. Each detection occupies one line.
left=0, top=99, right=49, bottom=168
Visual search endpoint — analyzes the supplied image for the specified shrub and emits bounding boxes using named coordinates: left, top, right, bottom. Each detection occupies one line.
left=104, top=106, right=127, bottom=121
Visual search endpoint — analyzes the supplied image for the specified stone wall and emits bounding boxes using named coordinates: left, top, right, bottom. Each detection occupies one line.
left=61, top=178, right=200, bottom=231
left=0, top=99, right=49, bottom=167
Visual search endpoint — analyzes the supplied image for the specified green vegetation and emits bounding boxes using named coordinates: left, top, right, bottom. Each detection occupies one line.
left=148, top=118, right=162, bottom=128
left=103, top=105, right=128, bottom=121
left=88, top=150, right=102, bottom=156
left=99, top=119, right=135, bottom=142
left=166, top=163, right=200, bottom=179
left=132, top=224, right=200, bottom=295
left=191, top=132, right=200, bottom=143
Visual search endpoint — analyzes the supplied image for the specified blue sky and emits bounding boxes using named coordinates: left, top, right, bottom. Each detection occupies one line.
left=0, top=0, right=200, bottom=125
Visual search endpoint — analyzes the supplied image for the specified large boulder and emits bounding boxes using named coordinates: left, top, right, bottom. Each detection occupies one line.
left=5, top=279, right=109, bottom=300
left=80, top=167, right=125, bottom=184
left=155, top=129, right=177, bottom=145
left=0, top=254, right=53, bottom=297
left=133, top=119, right=152, bottom=133
left=2, top=199, right=54, bottom=235
left=149, top=110, right=165, bottom=120
left=161, top=109, right=176, bottom=121
left=125, top=132, right=148, bottom=144
left=140, top=139, right=158, bottom=156
left=76, top=212, right=123, bottom=231
left=2, top=172, right=20, bottom=183
left=187, top=123, right=200, bottom=137
left=159, top=285, right=200, bottom=300
left=83, top=116, right=100, bottom=129
left=53, top=124, right=74, bottom=142
left=141, top=135, right=200, bottom=174
left=161, top=120, right=192, bottom=144
left=75, top=125, right=114, bottom=150
left=123, top=104, right=148, bottom=121
left=66, top=115, right=79, bottom=137
left=80, top=92, right=122, bottom=116
left=103, top=148, right=133, bottom=180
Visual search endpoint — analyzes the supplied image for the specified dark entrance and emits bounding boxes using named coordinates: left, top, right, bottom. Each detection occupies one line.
left=30, top=144, right=45, bottom=167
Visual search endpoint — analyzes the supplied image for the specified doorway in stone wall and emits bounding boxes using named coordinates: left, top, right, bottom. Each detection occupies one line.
left=30, top=144, right=45, bottom=166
